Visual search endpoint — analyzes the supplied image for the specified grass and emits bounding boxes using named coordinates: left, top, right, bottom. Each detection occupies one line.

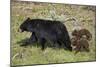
left=11, top=1, right=96, bottom=66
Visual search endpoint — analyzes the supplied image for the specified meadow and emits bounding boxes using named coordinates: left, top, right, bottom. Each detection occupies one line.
left=11, top=1, right=96, bottom=66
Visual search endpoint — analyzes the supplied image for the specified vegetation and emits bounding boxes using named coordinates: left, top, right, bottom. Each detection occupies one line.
left=11, top=1, right=96, bottom=66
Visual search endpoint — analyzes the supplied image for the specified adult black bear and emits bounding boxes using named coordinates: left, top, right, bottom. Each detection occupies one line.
left=19, top=18, right=72, bottom=51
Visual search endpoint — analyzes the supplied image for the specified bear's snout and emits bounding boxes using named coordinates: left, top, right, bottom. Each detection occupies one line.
left=18, top=28, right=24, bottom=32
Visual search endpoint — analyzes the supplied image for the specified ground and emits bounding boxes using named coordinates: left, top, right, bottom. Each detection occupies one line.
left=11, top=1, right=96, bottom=66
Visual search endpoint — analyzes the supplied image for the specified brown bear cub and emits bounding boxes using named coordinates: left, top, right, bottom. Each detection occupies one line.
left=71, top=36, right=89, bottom=54
left=71, top=29, right=92, bottom=54
left=72, top=29, right=92, bottom=41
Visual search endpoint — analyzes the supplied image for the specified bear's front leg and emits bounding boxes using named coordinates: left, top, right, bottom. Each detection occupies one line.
left=28, top=32, right=37, bottom=44
left=38, top=38, right=46, bottom=51
left=20, top=32, right=37, bottom=46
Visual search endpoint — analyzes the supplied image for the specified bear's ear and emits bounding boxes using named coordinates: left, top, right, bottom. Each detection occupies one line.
left=26, top=17, right=30, bottom=21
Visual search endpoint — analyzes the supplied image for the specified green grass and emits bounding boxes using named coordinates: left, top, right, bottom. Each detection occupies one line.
left=11, top=1, right=96, bottom=66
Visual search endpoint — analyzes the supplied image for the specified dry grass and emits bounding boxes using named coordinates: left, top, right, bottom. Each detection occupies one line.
left=11, top=1, right=96, bottom=66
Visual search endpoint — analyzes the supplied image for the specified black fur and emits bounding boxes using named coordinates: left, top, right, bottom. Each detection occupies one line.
left=19, top=18, right=72, bottom=51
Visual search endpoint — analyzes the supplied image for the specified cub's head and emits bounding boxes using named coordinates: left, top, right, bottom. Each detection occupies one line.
left=72, top=29, right=79, bottom=36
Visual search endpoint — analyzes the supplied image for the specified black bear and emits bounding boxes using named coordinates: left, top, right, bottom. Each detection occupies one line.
left=19, top=18, right=72, bottom=51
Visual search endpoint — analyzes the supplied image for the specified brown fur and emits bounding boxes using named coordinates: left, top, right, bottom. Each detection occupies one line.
left=72, top=29, right=92, bottom=41
left=71, top=36, right=90, bottom=54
